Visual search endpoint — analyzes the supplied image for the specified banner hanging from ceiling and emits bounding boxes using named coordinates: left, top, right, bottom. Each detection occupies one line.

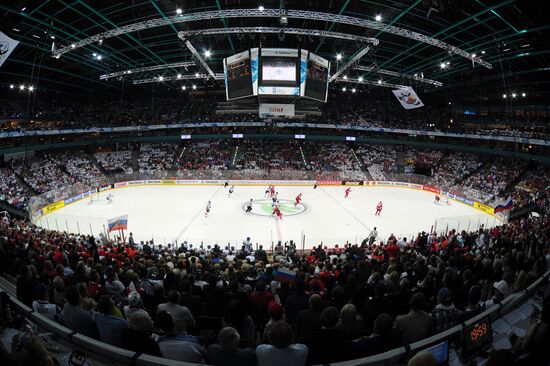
left=0, top=32, right=20, bottom=69
left=392, top=86, right=424, bottom=109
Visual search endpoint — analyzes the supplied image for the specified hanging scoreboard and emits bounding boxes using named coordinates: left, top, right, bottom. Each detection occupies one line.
left=224, top=48, right=330, bottom=102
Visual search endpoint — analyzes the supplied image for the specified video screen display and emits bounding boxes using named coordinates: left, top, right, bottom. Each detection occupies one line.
left=304, top=60, right=329, bottom=102
left=226, top=59, right=253, bottom=100
left=262, top=60, right=296, bottom=82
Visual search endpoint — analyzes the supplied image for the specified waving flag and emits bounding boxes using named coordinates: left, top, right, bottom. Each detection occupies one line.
left=0, top=32, right=20, bottom=68
left=108, top=215, right=128, bottom=232
left=494, top=199, right=513, bottom=214
left=273, top=267, right=297, bottom=283
left=392, top=86, right=424, bottom=109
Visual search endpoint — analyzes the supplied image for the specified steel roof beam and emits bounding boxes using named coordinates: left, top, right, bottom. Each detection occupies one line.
left=335, top=77, right=406, bottom=89
left=329, top=47, right=371, bottom=82
left=132, top=73, right=224, bottom=85
left=354, top=65, right=443, bottom=86
left=50, top=8, right=491, bottom=68
left=182, top=40, right=216, bottom=79
left=177, top=27, right=379, bottom=45
left=99, top=61, right=196, bottom=80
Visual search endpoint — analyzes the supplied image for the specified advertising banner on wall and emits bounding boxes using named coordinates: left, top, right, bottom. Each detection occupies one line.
left=259, top=103, right=296, bottom=118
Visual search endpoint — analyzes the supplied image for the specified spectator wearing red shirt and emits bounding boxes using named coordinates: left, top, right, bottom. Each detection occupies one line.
left=385, top=242, right=399, bottom=259
left=249, top=281, right=274, bottom=309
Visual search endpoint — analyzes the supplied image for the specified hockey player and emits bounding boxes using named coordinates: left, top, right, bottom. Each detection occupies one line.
left=445, top=197, right=450, bottom=205
left=295, top=193, right=302, bottom=207
left=245, top=199, right=253, bottom=212
left=434, top=194, right=441, bottom=204
left=270, top=185, right=276, bottom=197
left=345, top=187, right=351, bottom=198
left=375, top=201, right=383, bottom=216
left=271, top=191, right=279, bottom=206
left=228, top=185, right=234, bottom=197
left=224, top=180, right=229, bottom=188
left=313, top=181, right=318, bottom=189
left=273, top=206, right=283, bottom=220
left=106, top=193, right=113, bottom=204
left=205, top=201, right=212, bottom=217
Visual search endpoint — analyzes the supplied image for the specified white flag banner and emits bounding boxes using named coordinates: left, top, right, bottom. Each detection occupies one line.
left=0, top=32, right=20, bottom=68
left=392, top=86, right=424, bottom=109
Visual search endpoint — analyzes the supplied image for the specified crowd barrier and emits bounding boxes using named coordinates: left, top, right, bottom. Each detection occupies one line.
left=1, top=269, right=547, bottom=366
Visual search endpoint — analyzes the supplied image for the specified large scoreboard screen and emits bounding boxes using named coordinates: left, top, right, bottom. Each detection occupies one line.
left=226, top=58, right=253, bottom=100
left=224, top=48, right=329, bottom=102
left=303, top=52, right=330, bottom=102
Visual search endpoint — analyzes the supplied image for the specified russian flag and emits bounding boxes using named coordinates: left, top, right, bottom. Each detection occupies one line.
left=108, top=215, right=128, bottom=232
left=494, top=199, right=513, bottom=214
left=273, top=267, right=297, bottom=283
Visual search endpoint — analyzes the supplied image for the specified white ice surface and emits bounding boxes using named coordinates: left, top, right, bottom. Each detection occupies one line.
left=36, top=185, right=499, bottom=249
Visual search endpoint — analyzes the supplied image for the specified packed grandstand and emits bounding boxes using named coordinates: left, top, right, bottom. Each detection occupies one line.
left=1, top=1, right=550, bottom=366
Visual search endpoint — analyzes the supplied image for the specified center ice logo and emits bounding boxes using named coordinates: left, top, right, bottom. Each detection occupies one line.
left=242, top=199, right=308, bottom=217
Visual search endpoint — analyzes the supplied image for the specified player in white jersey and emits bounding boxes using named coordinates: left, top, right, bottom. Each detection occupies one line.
left=106, top=193, right=113, bottom=204
left=271, top=192, right=279, bottom=206
left=205, top=201, right=212, bottom=217
left=228, top=185, right=234, bottom=197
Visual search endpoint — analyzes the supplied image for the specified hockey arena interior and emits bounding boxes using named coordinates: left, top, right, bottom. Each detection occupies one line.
left=0, top=1, right=549, bottom=366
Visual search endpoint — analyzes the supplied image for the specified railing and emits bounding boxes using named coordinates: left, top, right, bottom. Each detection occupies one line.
left=0, top=269, right=547, bottom=366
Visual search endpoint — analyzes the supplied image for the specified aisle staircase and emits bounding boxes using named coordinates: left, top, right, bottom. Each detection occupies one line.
left=130, top=149, right=140, bottom=172
left=395, top=149, right=406, bottom=174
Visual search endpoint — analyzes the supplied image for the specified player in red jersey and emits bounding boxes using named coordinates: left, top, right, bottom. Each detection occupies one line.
left=270, top=185, right=276, bottom=197
left=295, top=193, right=302, bottom=206
left=273, top=206, right=282, bottom=220
left=345, top=187, right=351, bottom=198
left=375, top=201, right=383, bottom=215
left=435, top=194, right=441, bottom=204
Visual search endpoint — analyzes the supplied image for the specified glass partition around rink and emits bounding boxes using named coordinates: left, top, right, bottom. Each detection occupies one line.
left=28, top=169, right=506, bottom=248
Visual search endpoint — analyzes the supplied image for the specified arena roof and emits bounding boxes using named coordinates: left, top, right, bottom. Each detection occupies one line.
left=1, top=0, right=549, bottom=102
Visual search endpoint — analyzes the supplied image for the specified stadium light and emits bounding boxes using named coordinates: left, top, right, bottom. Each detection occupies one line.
left=204, top=50, right=211, bottom=58
left=440, top=62, right=446, bottom=69
left=336, top=53, right=342, bottom=60
left=481, top=50, right=486, bottom=54
left=192, top=84, right=197, bottom=90
left=182, top=85, right=186, bottom=90
left=343, top=75, right=347, bottom=80
left=258, top=5, right=265, bottom=11
left=378, top=79, right=382, bottom=84
left=352, top=88, right=356, bottom=93
left=70, top=44, right=75, bottom=49
left=471, top=53, right=476, bottom=58
left=177, top=74, right=182, bottom=79
left=92, top=53, right=97, bottom=57
left=502, top=94, right=506, bottom=98
left=342, top=87, right=346, bottom=91
left=512, top=93, right=516, bottom=98
left=522, top=92, right=526, bottom=97
left=9, top=84, right=14, bottom=89
left=50, top=35, right=55, bottom=39
left=375, top=14, right=382, bottom=21
left=158, top=76, right=164, bottom=81
left=176, top=8, right=183, bottom=14
left=358, top=76, right=363, bottom=82
left=195, top=72, right=199, bottom=77
left=19, top=85, right=24, bottom=90
left=96, top=55, right=102, bottom=60
left=28, top=86, right=34, bottom=91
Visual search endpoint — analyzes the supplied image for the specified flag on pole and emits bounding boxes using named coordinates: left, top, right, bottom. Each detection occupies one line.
left=0, top=32, right=20, bottom=68
left=494, top=199, right=513, bottom=214
left=392, top=86, right=424, bottom=109
left=108, top=215, right=128, bottom=232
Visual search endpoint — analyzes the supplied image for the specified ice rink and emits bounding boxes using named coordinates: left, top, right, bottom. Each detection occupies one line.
left=36, top=184, right=500, bottom=249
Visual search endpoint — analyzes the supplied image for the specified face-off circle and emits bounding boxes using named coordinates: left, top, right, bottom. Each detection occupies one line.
left=241, top=199, right=309, bottom=217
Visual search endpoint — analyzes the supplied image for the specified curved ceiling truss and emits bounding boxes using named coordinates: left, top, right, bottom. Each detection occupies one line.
left=50, top=8, right=491, bottom=69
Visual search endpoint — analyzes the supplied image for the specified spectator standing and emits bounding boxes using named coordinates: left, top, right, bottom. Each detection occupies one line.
left=394, top=293, right=433, bottom=344
left=256, top=321, right=308, bottom=366
left=207, top=327, right=256, bottom=366
left=157, top=289, right=196, bottom=334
